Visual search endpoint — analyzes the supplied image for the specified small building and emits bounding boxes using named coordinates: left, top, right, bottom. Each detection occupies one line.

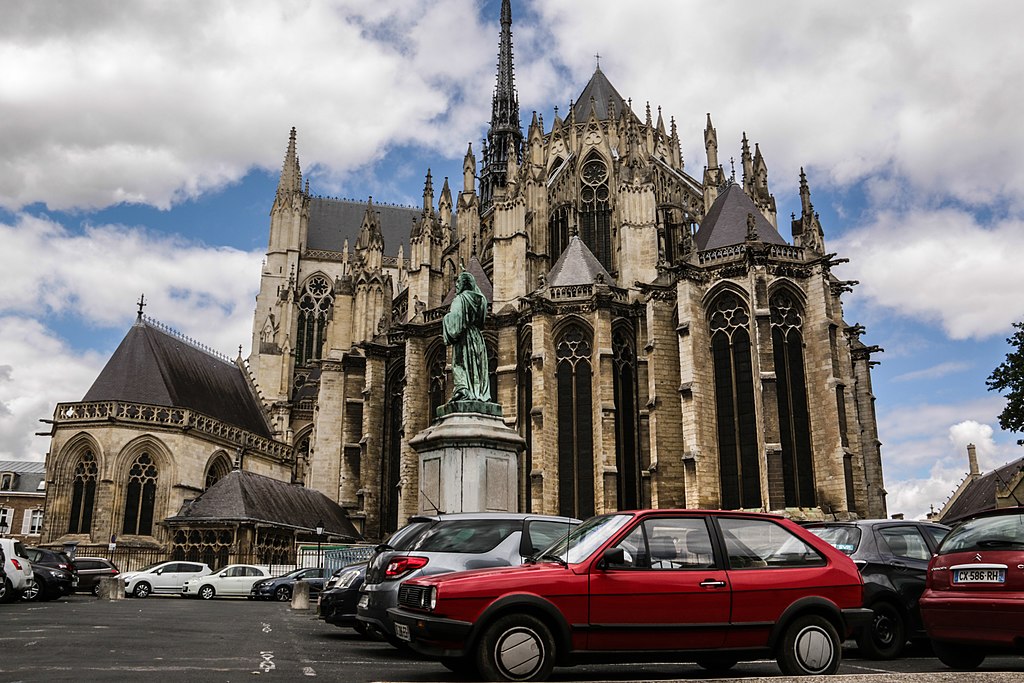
left=936, top=443, right=1024, bottom=524
left=0, top=460, right=47, bottom=540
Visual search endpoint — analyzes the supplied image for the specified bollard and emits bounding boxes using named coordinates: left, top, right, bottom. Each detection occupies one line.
left=291, top=579, right=310, bottom=610
left=98, top=576, right=125, bottom=600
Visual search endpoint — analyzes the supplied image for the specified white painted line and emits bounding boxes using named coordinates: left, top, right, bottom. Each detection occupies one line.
left=302, top=666, right=317, bottom=676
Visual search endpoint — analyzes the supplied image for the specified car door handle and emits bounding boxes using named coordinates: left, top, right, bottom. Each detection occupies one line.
left=699, top=579, right=727, bottom=588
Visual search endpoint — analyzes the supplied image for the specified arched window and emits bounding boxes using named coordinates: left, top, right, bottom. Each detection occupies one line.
left=517, top=329, right=533, bottom=513
left=204, top=454, right=232, bottom=491
left=486, top=339, right=499, bottom=404
left=68, top=451, right=98, bottom=534
left=122, top=453, right=158, bottom=536
left=427, top=343, right=448, bottom=419
left=380, top=363, right=406, bottom=534
left=709, top=293, right=760, bottom=509
left=579, top=156, right=612, bottom=271
left=295, top=274, right=333, bottom=368
left=548, top=204, right=571, bottom=265
left=556, top=323, right=594, bottom=519
left=612, top=327, right=642, bottom=510
left=771, top=291, right=815, bottom=507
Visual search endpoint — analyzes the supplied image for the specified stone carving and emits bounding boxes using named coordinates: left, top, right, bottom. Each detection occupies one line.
left=442, top=271, right=490, bottom=402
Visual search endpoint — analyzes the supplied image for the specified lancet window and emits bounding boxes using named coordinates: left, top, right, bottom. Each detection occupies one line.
left=68, top=451, right=98, bottom=534
left=381, top=363, right=406, bottom=534
left=122, top=453, right=158, bottom=536
left=771, top=291, right=815, bottom=507
left=295, top=275, right=333, bottom=368
left=578, top=156, right=612, bottom=271
left=556, top=323, right=595, bottom=519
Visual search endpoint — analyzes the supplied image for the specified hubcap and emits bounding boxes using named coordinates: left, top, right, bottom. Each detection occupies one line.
left=496, top=627, right=543, bottom=679
left=874, top=613, right=894, bottom=645
left=795, top=625, right=834, bottom=673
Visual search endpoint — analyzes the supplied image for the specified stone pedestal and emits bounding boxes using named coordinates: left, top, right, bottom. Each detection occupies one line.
left=409, top=402, right=525, bottom=514
left=291, top=579, right=310, bottom=610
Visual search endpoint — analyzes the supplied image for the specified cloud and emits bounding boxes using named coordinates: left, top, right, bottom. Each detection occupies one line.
left=833, top=208, right=1024, bottom=340
left=892, top=361, right=972, bottom=383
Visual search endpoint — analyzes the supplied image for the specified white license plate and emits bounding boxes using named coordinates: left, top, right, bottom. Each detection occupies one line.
left=394, top=623, right=411, bottom=642
left=953, top=568, right=1005, bottom=583
left=357, top=594, right=369, bottom=609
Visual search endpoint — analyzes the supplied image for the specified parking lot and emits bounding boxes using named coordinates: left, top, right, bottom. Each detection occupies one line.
left=1, top=595, right=1022, bottom=682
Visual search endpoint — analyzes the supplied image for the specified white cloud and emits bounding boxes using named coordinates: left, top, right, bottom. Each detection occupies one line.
left=892, top=361, right=972, bottom=383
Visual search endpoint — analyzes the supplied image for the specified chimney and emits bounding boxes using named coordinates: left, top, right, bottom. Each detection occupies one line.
left=967, top=443, right=979, bottom=477
left=890, top=513, right=904, bottom=520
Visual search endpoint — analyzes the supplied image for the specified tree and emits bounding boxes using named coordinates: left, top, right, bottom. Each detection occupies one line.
left=987, top=321, right=1024, bottom=445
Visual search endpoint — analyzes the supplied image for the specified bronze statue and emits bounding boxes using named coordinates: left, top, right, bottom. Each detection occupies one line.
left=442, top=271, right=490, bottom=402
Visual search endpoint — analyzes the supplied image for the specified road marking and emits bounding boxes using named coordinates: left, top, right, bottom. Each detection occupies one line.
left=258, top=651, right=275, bottom=672
left=302, top=666, right=316, bottom=677
left=262, top=622, right=272, bottom=633
left=847, top=663, right=897, bottom=673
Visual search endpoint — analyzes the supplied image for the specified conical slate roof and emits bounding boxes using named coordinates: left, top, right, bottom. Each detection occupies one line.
left=694, top=182, right=788, bottom=251
left=547, top=235, right=613, bottom=287
left=166, top=470, right=361, bottom=541
left=442, top=255, right=494, bottom=305
left=82, top=318, right=271, bottom=437
left=572, top=67, right=627, bottom=121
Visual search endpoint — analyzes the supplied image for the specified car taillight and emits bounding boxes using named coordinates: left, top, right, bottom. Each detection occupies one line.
left=384, top=556, right=428, bottom=579
left=111, top=569, right=119, bottom=575
left=11, top=559, right=22, bottom=570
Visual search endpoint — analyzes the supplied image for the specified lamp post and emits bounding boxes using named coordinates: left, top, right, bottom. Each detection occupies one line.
left=314, top=519, right=324, bottom=570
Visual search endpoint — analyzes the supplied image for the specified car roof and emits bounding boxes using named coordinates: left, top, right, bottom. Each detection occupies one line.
left=954, top=506, right=1024, bottom=522
left=408, top=512, right=580, bottom=523
left=805, top=519, right=950, bottom=529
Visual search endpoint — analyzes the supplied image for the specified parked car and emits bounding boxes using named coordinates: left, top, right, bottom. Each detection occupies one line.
left=358, top=512, right=580, bottom=646
left=22, top=547, right=79, bottom=602
left=920, top=506, right=1024, bottom=669
left=122, top=560, right=212, bottom=598
left=250, top=566, right=330, bottom=601
left=0, top=537, right=34, bottom=603
left=390, top=509, right=871, bottom=681
left=73, top=557, right=121, bottom=596
left=181, top=564, right=273, bottom=599
left=806, top=519, right=949, bottom=658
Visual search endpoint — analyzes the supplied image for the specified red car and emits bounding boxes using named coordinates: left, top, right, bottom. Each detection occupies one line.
left=389, top=509, right=870, bottom=681
left=920, top=506, right=1024, bottom=669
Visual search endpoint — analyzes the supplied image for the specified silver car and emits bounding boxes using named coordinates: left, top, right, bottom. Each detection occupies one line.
left=357, top=512, right=579, bottom=645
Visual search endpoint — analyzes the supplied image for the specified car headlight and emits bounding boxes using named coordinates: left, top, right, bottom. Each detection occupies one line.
left=336, top=570, right=360, bottom=590
left=428, top=586, right=437, bottom=611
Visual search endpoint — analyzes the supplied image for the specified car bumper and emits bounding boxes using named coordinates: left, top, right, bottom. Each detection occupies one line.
left=357, top=587, right=399, bottom=636
left=841, top=607, right=875, bottom=638
left=921, top=593, right=1024, bottom=647
left=388, top=607, right=473, bottom=658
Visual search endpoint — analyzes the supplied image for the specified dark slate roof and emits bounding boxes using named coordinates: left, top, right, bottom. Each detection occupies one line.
left=694, top=183, right=788, bottom=251
left=572, top=67, right=628, bottom=121
left=442, top=255, right=494, bottom=305
left=547, top=235, right=613, bottom=287
left=167, top=470, right=361, bottom=540
left=82, top=319, right=271, bottom=437
left=307, top=197, right=420, bottom=256
left=0, top=460, right=46, bottom=494
left=940, top=455, right=1024, bottom=524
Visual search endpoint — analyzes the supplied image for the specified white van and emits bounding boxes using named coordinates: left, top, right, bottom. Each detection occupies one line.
left=0, top=537, right=34, bottom=602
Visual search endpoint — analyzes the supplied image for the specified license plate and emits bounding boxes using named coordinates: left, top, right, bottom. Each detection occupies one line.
left=953, top=568, right=1005, bottom=583
left=357, top=594, right=369, bottom=609
left=394, top=623, right=411, bottom=642
left=72, top=579, right=79, bottom=587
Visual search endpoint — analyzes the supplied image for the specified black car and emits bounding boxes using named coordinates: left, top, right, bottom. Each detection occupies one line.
left=22, top=547, right=78, bottom=602
left=807, top=519, right=949, bottom=659
left=73, top=556, right=121, bottom=596
left=250, top=566, right=330, bottom=601
left=318, top=563, right=369, bottom=632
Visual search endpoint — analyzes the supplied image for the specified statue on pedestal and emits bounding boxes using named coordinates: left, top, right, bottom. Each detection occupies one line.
left=442, top=270, right=490, bottom=402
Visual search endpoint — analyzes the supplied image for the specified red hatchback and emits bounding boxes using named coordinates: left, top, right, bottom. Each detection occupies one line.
left=389, top=509, right=870, bottom=681
left=920, top=507, right=1024, bottom=669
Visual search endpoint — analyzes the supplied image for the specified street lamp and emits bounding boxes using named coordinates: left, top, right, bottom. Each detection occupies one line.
left=314, top=519, right=325, bottom=570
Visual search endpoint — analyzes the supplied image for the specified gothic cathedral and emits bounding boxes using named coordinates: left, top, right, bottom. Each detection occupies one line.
left=248, top=0, right=886, bottom=540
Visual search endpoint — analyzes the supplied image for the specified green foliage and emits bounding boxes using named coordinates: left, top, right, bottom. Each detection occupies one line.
left=987, top=322, right=1024, bottom=445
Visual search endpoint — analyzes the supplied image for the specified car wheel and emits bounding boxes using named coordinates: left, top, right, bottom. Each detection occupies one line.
left=476, top=613, right=555, bottom=682
left=91, top=583, right=101, bottom=597
left=198, top=585, right=216, bottom=600
left=932, top=640, right=986, bottom=670
left=133, top=582, right=152, bottom=599
left=21, top=580, right=41, bottom=602
left=695, top=657, right=738, bottom=672
left=857, top=601, right=906, bottom=659
left=441, top=656, right=478, bottom=676
left=274, top=585, right=291, bottom=602
left=776, top=614, right=841, bottom=676
left=0, top=578, right=13, bottom=603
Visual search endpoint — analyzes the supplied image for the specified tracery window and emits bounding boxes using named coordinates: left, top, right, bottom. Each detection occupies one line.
left=556, top=323, right=594, bottom=519
left=579, top=156, right=612, bottom=271
left=381, top=363, right=406, bottom=535
left=771, top=292, right=815, bottom=507
left=171, top=528, right=233, bottom=567
left=548, top=204, right=571, bottom=265
left=517, top=329, right=533, bottom=513
left=709, top=293, right=760, bottom=509
left=487, top=340, right=499, bottom=404
left=204, top=454, right=232, bottom=491
left=427, top=343, right=448, bottom=419
left=68, top=451, right=98, bottom=534
left=295, top=275, right=333, bottom=368
left=612, top=327, right=642, bottom=510
left=122, top=453, right=158, bottom=536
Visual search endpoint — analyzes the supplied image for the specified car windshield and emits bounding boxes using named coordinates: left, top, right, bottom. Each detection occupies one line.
left=807, top=525, right=861, bottom=555
left=541, top=514, right=633, bottom=564
left=135, top=562, right=165, bottom=573
left=939, top=512, right=1024, bottom=553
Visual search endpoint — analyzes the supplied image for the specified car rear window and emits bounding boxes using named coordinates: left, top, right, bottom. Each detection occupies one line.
left=939, top=512, right=1024, bottom=554
left=807, top=525, right=861, bottom=555
left=411, top=519, right=519, bottom=553
left=385, top=521, right=432, bottom=550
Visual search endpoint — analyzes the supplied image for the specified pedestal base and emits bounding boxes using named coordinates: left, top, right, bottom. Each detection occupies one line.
left=410, top=409, right=525, bottom=514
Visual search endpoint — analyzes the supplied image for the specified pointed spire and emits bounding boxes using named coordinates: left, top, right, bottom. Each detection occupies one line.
left=422, top=169, right=434, bottom=214
left=481, top=0, right=523, bottom=208
left=276, top=127, right=302, bottom=196
left=704, top=113, right=719, bottom=169
left=799, top=167, right=812, bottom=215
left=463, top=143, right=476, bottom=194
left=741, top=132, right=753, bottom=193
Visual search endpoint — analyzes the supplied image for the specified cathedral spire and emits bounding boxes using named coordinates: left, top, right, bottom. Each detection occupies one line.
left=422, top=168, right=434, bottom=214
left=277, top=127, right=302, bottom=197
left=480, top=0, right=523, bottom=208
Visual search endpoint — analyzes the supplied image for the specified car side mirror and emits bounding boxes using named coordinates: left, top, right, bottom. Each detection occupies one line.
left=154, top=569, right=163, bottom=575
left=600, top=547, right=625, bottom=568
left=219, top=572, right=228, bottom=578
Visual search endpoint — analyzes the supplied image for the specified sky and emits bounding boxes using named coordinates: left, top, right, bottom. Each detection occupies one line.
left=2, top=0, right=1023, bottom=520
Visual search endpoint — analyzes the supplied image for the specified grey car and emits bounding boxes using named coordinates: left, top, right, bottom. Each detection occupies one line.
left=357, top=512, right=579, bottom=646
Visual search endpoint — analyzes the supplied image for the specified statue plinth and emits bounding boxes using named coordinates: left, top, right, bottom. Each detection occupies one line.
left=410, top=403, right=524, bottom=515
